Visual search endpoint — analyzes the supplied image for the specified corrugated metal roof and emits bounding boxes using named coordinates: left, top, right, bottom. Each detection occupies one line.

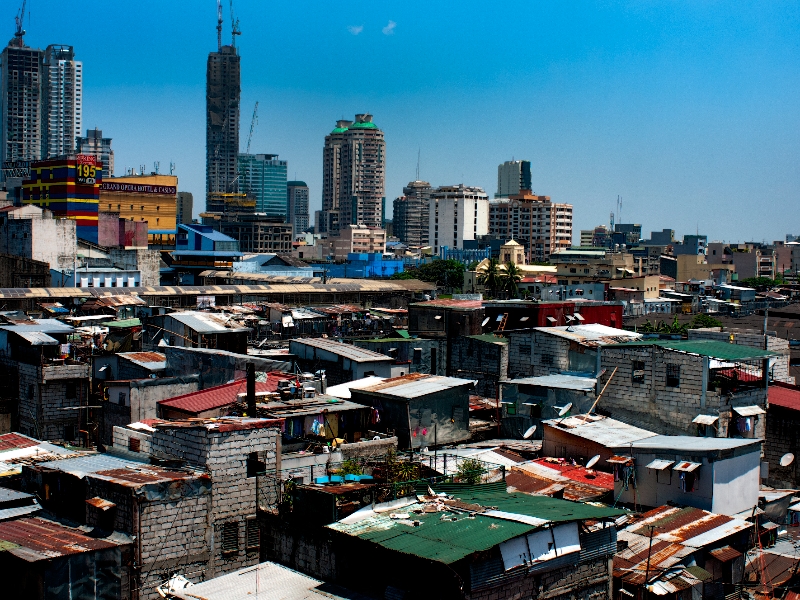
left=543, top=414, right=658, bottom=446
left=534, top=324, right=641, bottom=345
left=709, top=545, right=742, bottom=562
left=37, top=452, right=149, bottom=479
left=0, top=517, right=122, bottom=562
left=621, top=436, right=762, bottom=453
left=692, top=414, right=719, bottom=425
left=290, top=338, right=393, bottom=363
left=10, top=330, right=59, bottom=345
left=411, top=299, right=483, bottom=309
left=0, top=433, right=40, bottom=452
left=508, top=374, right=597, bottom=392
left=605, top=339, right=779, bottom=361
left=0, top=503, right=40, bottom=521
left=326, top=376, right=387, bottom=399
left=118, top=351, right=166, bottom=370
left=162, top=561, right=351, bottom=600
left=167, top=311, right=251, bottom=334
left=645, top=459, right=674, bottom=470
left=359, top=373, right=476, bottom=398
left=158, top=374, right=295, bottom=415
left=769, top=384, right=800, bottom=412
left=627, top=506, right=751, bottom=547
left=732, top=405, right=766, bottom=417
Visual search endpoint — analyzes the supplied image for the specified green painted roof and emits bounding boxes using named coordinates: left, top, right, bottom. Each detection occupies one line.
left=394, top=329, right=411, bottom=339
left=604, top=339, right=779, bottom=361
left=349, top=121, right=378, bottom=129
left=328, top=483, right=626, bottom=564
left=105, top=318, right=141, bottom=328
left=468, top=334, right=508, bottom=344
left=330, top=127, right=349, bottom=134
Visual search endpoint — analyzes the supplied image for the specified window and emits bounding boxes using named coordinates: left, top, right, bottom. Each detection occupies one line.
left=246, top=519, right=259, bottom=551
left=220, top=521, right=239, bottom=554
left=129, top=436, right=141, bottom=452
left=666, top=364, right=680, bottom=387
left=413, top=348, right=422, bottom=365
left=247, top=452, right=264, bottom=477
left=64, top=425, right=75, bottom=441
left=65, top=382, right=77, bottom=399
left=632, top=361, right=645, bottom=383
left=118, top=392, right=127, bottom=406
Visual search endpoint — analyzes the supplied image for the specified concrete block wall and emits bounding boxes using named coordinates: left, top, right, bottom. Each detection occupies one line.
left=17, top=362, right=90, bottom=441
left=765, top=406, right=800, bottom=489
left=450, top=337, right=509, bottom=397
left=507, top=330, right=570, bottom=379
left=689, top=329, right=794, bottom=384
left=112, top=425, right=152, bottom=455
left=600, top=346, right=767, bottom=437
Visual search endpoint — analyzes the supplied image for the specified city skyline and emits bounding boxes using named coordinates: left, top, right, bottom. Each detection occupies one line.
left=13, top=0, right=800, bottom=243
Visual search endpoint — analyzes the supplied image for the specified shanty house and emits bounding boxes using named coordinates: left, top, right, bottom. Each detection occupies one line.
left=157, top=311, right=251, bottom=354
left=290, top=338, right=402, bottom=385
left=609, top=436, right=762, bottom=516
left=349, top=373, right=475, bottom=449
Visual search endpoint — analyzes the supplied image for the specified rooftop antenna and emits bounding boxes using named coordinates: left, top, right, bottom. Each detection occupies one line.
left=153, top=161, right=160, bottom=174
left=216, top=0, right=223, bottom=51
left=230, top=0, right=241, bottom=47
left=169, top=161, right=176, bottom=175
left=12, top=0, right=27, bottom=48
left=416, top=148, right=420, bottom=181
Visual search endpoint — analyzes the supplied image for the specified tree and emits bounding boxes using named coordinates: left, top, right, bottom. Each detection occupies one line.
left=689, top=314, right=723, bottom=329
left=502, top=262, right=523, bottom=298
left=393, top=259, right=465, bottom=290
left=477, top=258, right=501, bottom=297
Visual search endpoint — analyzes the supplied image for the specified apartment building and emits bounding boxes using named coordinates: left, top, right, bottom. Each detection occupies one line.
left=429, top=184, right=489, bottom=253
left=489, top=191, right=572, bottom=262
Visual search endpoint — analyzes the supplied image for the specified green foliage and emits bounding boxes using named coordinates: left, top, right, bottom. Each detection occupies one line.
left=637, top=315, right=688, bottom=335
left=395, top=259, right=465, bottom=290
left=477, top=258, right=501, bottom=297
left=689, top=314, right=723, bottom=329
left=739, top=276, right=784, bottom=289
left=456, top=458, right=487, bottom=484
left=502, top=262, right=523, bottom=298
left=340, top=459, right=363, bottom=476
left=466, top=260, right=480, bottom=271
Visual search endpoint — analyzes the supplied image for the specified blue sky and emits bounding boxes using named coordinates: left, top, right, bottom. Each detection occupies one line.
left=18, top=1, right=800, bottom=242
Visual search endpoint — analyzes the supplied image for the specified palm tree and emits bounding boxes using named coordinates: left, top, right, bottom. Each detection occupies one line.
left=502, top=262, right=523, bottom=298
left=477, top=258, right=501, bottom=298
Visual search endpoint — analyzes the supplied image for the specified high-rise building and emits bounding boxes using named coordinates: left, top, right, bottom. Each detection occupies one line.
left=42, top=45, right=81, bottom=159
left=488, top=191, right=573, bottom=262
left=76, top=128, right=113, bottom=178
left=287, top=181, right=309, bottom=234
left=429, top=185, right=489, bottom=253
left=496, top=160, right=531, bottom=198
left=321, top=114, right=385, bottom=234
left=393, top=180, right=431, bottom=248
left=0, top=34, right=43, bottom=170
left=237, top=153, right=287, bottom=217
left=206, top=44, right=240, bottom=198
left=176, top=191, right=194, bottom=225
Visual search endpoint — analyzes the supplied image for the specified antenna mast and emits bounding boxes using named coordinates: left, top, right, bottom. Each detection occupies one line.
left=216, top=0, right=223, bottom=50
left=416, top=149, right=420, bottom=181
left=13, top=0, right=27, bottom=48
left=246, top=101, right=258, bottom=154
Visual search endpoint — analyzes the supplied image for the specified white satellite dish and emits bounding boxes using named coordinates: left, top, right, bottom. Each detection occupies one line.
left=586, top=455, right=600, bottom=469
left=781, top=453, right=795, bottom=467
left=556, top=402, right=573, bottom=417
left=523, top=425, right=537, bottom=439
left=481, top=317, right=490, bottom=327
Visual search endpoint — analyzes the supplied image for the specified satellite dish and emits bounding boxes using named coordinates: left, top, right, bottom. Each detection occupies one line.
left=781, top=453, right=795, bottom=467
left=557, top=402, right=573, bottom=417
left=481, top=317, right=490, bottom=327
left=523, top=425, right=537, bottom=439
left=586, top=455, right=600, bottom=469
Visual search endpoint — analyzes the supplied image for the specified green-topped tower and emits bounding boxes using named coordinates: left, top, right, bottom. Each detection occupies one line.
left=319, top=114, right=385, bottom=235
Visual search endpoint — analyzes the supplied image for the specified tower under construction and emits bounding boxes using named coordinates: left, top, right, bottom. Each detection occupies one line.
left=206, top=5, right=241, bottom=202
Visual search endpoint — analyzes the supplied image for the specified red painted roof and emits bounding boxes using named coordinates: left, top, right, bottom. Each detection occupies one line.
left=158, top=373, right=295, bottom=415
left=0, top=433, right=39, bottom=452
left=769, top=382, right=800, bottom=412
left=533, top=458, right=614, bottom=490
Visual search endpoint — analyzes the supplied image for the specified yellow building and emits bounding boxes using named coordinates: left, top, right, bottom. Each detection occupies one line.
left=99, top=174, right=178, bottom=244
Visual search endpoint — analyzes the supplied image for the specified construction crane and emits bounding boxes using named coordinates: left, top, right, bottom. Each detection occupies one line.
left=13, top=0, right=27, bottom=48
left=245, top=101, right=258, bottom=154
left=216, top=0, right=223, bottom=50
left=230, top=0, right=241, bottom=47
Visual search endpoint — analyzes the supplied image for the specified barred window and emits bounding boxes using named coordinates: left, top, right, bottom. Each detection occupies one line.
left=666, top=364, right=680, bottom=388
left=632, top=361, right=645, bottom=383
left=221, top=521, right=239, bottom=554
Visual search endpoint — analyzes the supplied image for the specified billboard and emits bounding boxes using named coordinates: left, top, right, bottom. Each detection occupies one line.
left=76, top=155, right=99, bottom=185
left=1, top=160, right=31, bottom=179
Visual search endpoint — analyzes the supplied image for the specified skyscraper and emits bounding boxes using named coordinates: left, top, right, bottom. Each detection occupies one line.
left=42, top=45, right=81, bottom=159
left=206, top=44, right=240, bottom=199
left=489, top=192, right=573, bottom=262
left=429, top=185, right=489, bottom=253
left=321, top=114, right=385, bottom=234
left=393, top=180, right=431, bottom=248
left=496, top=160, right=532, bottom=198
left=0, top=28, right=43, bottom=170
left=76, top=128, right=113, bottom=178
left=287, top=181, right=309, bottom=234
left=237, top=153, right=287, bottom=217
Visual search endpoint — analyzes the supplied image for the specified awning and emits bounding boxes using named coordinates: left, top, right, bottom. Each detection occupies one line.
left=645, top=459, right=675, bottom=470
left=692, top=414, right=719, bottom=425
left=673, top=461, right=702, bottom=472
left=546, top=316, right=557, bottom=323
left=607, top=455, right=632, bottom=464
left=13, top=331, right=59, bottom=346
left=709, top=546, right=742, bottom=562
left=733, top=405, right=766, bottom=417
left=760, top=520, right=780, bottom=531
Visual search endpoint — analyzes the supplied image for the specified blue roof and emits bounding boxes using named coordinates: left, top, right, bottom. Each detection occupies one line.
left=179, top=224, right=238, bottom=243
left=172, top=250, right=243, bottom=257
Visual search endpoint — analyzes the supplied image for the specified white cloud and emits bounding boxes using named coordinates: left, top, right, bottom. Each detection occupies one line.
left=382, top=20, right=396, bottom=35
left=348, top=25, right=364, bottom=35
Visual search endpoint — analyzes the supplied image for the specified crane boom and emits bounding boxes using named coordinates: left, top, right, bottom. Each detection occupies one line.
left=230, top=0, right=241, bottom=47
left=13, top=0, right=27, bottom=48
left=246, top=101, right=259, bottom=154
left=216, top=0, right=223, bottom=51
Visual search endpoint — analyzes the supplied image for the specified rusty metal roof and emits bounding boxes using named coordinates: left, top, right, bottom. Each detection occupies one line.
left=0, top=433, right=39, bottom=452
left=626, top=506, right=752, bottom=547
left=118, top=351, right=166, bottom=370
left=0, top=517, right=123, bottom=562
left=410, top=298, right=483, bottom=309
left=709, top=545, right=742, bottom=562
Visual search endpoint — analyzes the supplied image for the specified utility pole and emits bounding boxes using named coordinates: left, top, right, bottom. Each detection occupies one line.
left=643, top=524, right=657, bottom=597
